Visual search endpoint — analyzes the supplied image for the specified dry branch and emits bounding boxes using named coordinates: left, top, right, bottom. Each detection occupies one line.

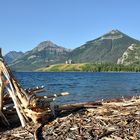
left=0, top=48, right=69, bottom=130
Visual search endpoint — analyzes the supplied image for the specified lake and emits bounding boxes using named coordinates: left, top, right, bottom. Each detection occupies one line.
left=14, top=72, right=140, bottom=104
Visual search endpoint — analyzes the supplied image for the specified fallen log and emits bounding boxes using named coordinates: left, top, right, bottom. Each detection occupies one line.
left=25, top=86, right=46, bottom=94
left=58, top=101, right=102, bottom=111
left=0, top=71, right=4, bottom=111
left=43, top=92, right=69, bottom=98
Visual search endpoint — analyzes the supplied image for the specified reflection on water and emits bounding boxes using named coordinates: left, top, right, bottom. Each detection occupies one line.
left=14, top=72, right=140, bottom=104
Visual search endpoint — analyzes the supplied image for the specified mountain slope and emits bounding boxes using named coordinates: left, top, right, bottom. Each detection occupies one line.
left=4, top=51, right=24, bottom=64
left=70, top=30, right=140, bottom=63
left=10, top=41, right=70, bottom=71
left=117, top=44, right=140, bottom=65
left=6, top=29, right=140, bottom=71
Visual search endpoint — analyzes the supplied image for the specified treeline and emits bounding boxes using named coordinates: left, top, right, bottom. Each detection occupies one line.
left=38, top=63, right=140, bottom=72
left=82, top=63, right=140, bottom=72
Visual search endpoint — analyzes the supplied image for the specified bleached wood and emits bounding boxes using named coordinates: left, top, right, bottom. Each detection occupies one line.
left=6, top=87, right=26, bottom=127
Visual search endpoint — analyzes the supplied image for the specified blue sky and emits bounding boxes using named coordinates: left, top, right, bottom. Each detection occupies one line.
left=0, top=0, right=140, bottom=54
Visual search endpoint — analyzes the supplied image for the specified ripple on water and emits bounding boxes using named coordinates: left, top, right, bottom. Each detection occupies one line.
left=14, top=72, right=140, bottom=104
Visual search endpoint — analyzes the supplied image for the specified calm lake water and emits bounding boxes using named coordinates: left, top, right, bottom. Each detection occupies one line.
left=14, top=72, right=140, bottom=104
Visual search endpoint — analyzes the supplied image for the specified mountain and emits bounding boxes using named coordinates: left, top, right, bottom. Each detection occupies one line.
left=5, top=29, right=140, bottom=71
left=9, top=41, right=70, bottom=71
left=4, top=51, right=24, bottom=64
left=117, top=44, right=140, bottom=65
left=69, top=29, right=140, bottom=63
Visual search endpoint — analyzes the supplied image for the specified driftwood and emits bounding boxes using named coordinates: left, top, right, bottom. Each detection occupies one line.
left=42, top=97, right=140, bottom=140
left=58, top=101, right=102, bottom=110
left=0, top=48, right=69, bottom=128
left=0, top=72, right=4, bottom=111
left=1, top=96, right=140, bottom=140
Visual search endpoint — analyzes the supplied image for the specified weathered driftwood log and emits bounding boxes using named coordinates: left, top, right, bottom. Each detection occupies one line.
left=0, top=48, right=69, bottom=128
left=0, top=49, right=49, bottom=126
left=43, top=92, right=69, bottom=98
left=25, top=86, right=45, bottom=94
left=0, top=72, right=4, bottom=111
left=58, top=101, right=102, bottom=111
left=0, top=49, right=31, bottom=126
left=6, top=87, right=26, bottom=127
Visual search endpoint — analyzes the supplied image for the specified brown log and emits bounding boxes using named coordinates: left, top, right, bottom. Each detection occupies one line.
left=0, top=71, right=4, bottom=111
left=31, top=89, right=46, bottom=94
left=58, top=101, right=102, bottom=111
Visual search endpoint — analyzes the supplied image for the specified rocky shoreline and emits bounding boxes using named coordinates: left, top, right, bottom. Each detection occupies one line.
left=1, top=96, right=140, bottom=140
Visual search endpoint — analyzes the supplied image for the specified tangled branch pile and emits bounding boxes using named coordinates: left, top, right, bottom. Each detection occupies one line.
left=1, top=96, right=140, bottom=140
left=43, top=97, right=140, bottom=140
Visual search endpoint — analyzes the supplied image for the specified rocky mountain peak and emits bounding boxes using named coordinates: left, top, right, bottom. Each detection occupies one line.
left=70, top=29, right=140, bottom=64
left=33, top=40, right=56, bottom=51
left=109, top=29, right=121, bottom=34
left=99, top=29, right=124, bottom=40
left=86, top=29, right=124, bottom=44
left=32, top=40, right=66, bottom=52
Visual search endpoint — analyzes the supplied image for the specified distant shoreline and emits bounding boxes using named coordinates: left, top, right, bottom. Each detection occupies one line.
left=35, top=63, right=140, bottom=72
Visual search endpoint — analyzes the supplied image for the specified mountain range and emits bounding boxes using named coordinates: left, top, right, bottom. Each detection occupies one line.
left=4, top=29, right=140, bottom=71
left=6, top=41, right=70, bottom=71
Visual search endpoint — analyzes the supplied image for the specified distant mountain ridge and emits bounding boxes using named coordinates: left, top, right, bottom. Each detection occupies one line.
left=4, top=29, right=140, bottom=71
left=8, top=40, right=70, bottom=71
left=4, top=51, right=24, bottom=64
left=69, top=29, right=140, bottom=63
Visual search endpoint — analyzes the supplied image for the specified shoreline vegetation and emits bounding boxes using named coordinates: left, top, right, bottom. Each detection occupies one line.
left=36, top=63, right=140, bottom=72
